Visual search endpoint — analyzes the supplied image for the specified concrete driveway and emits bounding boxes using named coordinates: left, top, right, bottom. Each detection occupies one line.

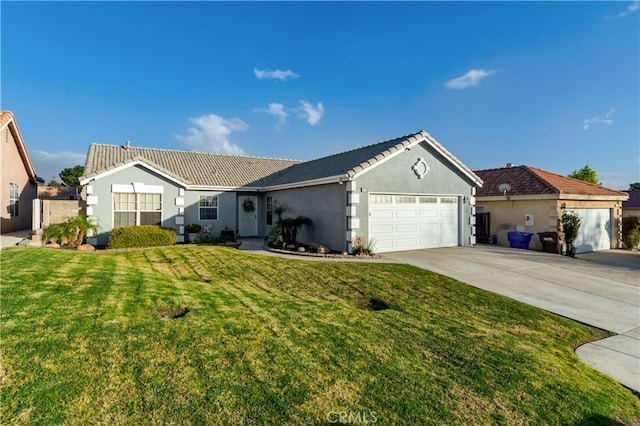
left=382, top=245, right=640, bottom=393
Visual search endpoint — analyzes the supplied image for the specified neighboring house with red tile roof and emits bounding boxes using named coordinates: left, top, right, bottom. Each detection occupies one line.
left=79, top=131, right=483, bottom=252
left=1, top=111, right=43, bottom=234
left=474, top=164, right=628, bottom=254
left=622, top=189, right=640, bottom=217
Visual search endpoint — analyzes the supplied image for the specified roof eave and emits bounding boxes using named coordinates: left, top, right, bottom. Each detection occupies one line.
left=79, top=158, right=190, bottom=187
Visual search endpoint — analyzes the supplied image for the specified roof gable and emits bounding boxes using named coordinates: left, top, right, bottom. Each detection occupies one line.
left=0, top=111, right=42, bottom=184
left=475, top=165, right=627, bottom=199
left=264, top=131, right=482, bottom=188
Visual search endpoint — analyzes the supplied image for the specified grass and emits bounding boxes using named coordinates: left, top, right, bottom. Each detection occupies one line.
left=1, top=246, right=639, bottom=425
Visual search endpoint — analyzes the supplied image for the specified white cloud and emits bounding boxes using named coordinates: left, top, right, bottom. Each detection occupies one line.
left=607, top=1, right=639, bottom=18
left=175, top=114, right=247, bottom=154
left=445, top=69, right=495, bottom=89
left=583, top=107, right=616, bottom=130
left=254, top=68, right=299, bottom=81
left=298, top=100, right=325, bottom=126
left=30, top=150, right=87, bottom=183
left=254, top=103, right=288, bottom=129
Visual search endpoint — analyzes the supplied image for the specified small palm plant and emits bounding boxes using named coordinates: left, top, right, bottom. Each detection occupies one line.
left=43, top=216, right=99, bottom=247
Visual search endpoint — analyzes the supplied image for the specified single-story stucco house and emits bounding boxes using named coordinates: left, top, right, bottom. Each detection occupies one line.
left=1, top=111, right=43, bottom=234
left=474, top=164, right=628, bottom=254
left=79, top=131, right=483, bottom=253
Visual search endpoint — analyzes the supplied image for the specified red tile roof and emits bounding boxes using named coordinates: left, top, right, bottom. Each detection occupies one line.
left=475, top=165, right=627, bottom=198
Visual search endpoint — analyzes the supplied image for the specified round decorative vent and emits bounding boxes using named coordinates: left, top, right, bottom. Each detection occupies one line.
left=412, top=158, right=429, bottom=179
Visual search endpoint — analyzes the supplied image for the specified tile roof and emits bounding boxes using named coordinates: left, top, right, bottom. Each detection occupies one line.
left=623, top=189, right=640, bottom=208
left=82, top=143, right=302, bottom=188
left=83, top=131, right=481, bottom=189
left=475, top=165, right=627, bottom=198
left=0, top=110, right=42, bottom=183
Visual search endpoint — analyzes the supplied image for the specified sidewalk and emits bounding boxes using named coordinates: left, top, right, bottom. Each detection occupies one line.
left=0, top=229, right=33, bottom=249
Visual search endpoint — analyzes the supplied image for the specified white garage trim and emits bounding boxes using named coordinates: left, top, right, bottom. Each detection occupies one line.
left=369, top=193, right=460, bottom=253
left=571, top=208, right=612, bottom=253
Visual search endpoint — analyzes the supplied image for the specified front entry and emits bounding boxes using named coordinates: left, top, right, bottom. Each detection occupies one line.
left=239, top=196, right=258, bottom=236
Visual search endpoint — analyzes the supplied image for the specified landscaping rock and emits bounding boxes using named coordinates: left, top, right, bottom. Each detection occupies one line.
left=44, top=243, right=60, bottom=249
left=77, top=244, right=96, bottom=252
left=297, top=246, right=306, bottom=252
left=309, top=243, right=327, bottom=254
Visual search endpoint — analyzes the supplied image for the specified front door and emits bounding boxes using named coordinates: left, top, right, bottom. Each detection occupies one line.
left=239, top=196, right=258, bottom=236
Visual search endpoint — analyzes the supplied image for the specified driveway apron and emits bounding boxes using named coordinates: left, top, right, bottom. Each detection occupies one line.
left=382, top=245, right=640, bottom=393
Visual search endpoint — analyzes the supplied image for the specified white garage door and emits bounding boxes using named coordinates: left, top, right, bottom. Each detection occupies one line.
left=572, top=208, right=611, bottom=254
left=369, top=194, right=459, bottom=253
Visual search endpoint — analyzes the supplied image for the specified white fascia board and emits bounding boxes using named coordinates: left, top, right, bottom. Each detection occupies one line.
left=185, top=185, right=262, bottom=192
left=80, top=160, right=188, bottom=187
left=559, top=194, right=628, bottom=201
left=478, top=193, right=627, bottom=202
left=262, top=175, right=350, bottom=192
left=476, top=194, right=560, bottom=202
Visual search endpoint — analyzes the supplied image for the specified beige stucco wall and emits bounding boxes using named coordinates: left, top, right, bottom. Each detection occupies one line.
left=1, top=127, right=37, bottom=233
left=477, top=198, right=623, bottom=251
left=623, top=208, right=640, bottom=217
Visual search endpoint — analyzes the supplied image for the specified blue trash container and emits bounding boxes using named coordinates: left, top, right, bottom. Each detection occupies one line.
left=507, top=231, right=533, bottom=250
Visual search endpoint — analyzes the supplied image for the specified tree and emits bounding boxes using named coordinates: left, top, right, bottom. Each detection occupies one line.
left=629, top=183, right=640, bottom=190
left=568, top=165, right=601, bottom=186
left=59, top=165, right=85, bottom=189
left=47, top=179, right=62, bottom=187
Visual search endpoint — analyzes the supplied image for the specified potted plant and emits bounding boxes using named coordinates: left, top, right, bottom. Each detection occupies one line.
left=185, top=223, right=202, bottom=243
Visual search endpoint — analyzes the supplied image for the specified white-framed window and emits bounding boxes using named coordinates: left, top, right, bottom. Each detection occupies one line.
left=9, top=183, right=19, bottom=217
left=113, top=193, right=162, bottom=227
left=199, top=195, right=218, bottom=220
left=266, top=196, right=273, bottom=225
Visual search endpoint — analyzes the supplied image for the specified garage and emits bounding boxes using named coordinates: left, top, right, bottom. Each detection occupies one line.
left=369, top=194, right=459, bottom=252
left=573, top=208, right=612, bottom=254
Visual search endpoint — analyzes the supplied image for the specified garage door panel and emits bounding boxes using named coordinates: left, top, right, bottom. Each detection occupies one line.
left=419, top=209, right=439, bottom=218
left=396, top=237, right=419, bottom=248
left=371, top=224, right=393, bottom=234
left=419, top=223, right=439, bottom=232
left=371, top=209, right=393, bottom=219
left=396, top=209, right=417, bottom=218
left=396, top=223, right=418, bottom=233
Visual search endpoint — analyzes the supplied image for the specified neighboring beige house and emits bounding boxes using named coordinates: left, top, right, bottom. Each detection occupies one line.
left=475, top=164, right=628, bottom=254
left=1, top=111, right=43, bottom=234
left=622, top=189, right=640, bottom=217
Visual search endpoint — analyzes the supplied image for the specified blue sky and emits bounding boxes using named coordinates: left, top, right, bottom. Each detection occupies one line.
left=2, top=1, right=638, bottom=189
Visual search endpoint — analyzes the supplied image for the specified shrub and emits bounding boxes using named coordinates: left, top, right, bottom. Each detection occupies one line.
left=108, top=225, right=176, bottom=249
left=185, top=223, right=202, bottom=233
left=353, top=236, right=376, bottom=256
left=562, top=211, right=581, bottom=258
left=622, top=216, right=640, bottom=249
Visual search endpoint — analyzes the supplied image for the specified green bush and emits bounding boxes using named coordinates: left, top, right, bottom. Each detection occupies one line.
left=622, top=216, right=640, bottom=249
left=562, top=211, right=581, bottom=258
left=108, top=225, right=176, bottom=249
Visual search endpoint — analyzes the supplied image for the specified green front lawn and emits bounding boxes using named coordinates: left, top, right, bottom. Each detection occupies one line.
left=1, top=247, right=638, bottom=425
